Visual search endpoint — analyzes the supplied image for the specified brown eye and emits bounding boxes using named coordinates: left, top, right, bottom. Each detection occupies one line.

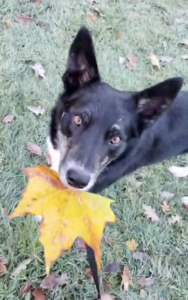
left=110, top=136, right=121, bottom=145
left=73, top=115, right=82, bottom=126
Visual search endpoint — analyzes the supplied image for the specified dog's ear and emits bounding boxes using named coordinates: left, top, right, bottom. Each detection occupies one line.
left=62, top=27, right=100, bottom=92
left=134, top=77, right=183, bottom=129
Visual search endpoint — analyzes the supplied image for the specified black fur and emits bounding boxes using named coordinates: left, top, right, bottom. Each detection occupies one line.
left=50, top=27, right=186, bottom=192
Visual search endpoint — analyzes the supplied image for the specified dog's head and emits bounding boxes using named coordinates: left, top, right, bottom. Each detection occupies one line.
left=50, top=27, right=183, bottom=191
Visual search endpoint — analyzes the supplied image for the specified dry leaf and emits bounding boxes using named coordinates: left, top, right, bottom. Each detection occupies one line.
left=3, top=114, right=14, bottom=123
left=159, top=56, right=173, bottom=63
left=181, top=197, right=188, bottom=212
left=9, top=165, right=116, bottom=274
left=27, top=106, right=45, bottom=116
left=45, top=153, right=52, bottom=166
left=40, top=274, right=57, bottom=290
left=27, top=141, right=42, bottom=156
left=86, top=12, right=97, bottom=23
left=101, top=293, right=115, bottom=300
left=149, top=53, right=161, bottom=69
left=161, top=201, right=170, bottom=214
left=119, top=56, right=125, bottom=65
left=169, top=165, right=188, bottom=178
left=31, top=62, right=46, bottom=78
left=121, top=267, right=132, bottom=292
left=126, top=239, right=138, bottom=251
left=6, top=20, right=11, bottom=28
left=75, top=237, right=86, bottom=251
left=116, top=30, right=123, bottom=39
left=33, top=289, right=46, bottom=300
left=16, top=14, right=34, bottom=24
left=168, top=215, right=181, bottom=225
left=11, top=258, right=32, bottom=277
left=126, top=54, right=137, bottom=70
left=0, top=264, right=7, bottom=277
left=160, top=191, right=174, bottom=200
left=133, top=251, right=150, bottom=262
left=85, top=268, right=93, bottom=277
left=181, top=54, right=188, bottom=60
left=19, top=282, right=33, bottom=297
left=137, top=277, right=154, bottom=287
left=56, top=273, right=69, bottom=286
left=178, top=39, right=188, bottom=47
left=142, top=204, right=159, bottom=222
left=103, top=262, right=121, bottom=274
left=102, top=278, right=111, bottom=292
left=105, top=236, right=113, bottom=245
left=140, top=289, right=147, bottom=298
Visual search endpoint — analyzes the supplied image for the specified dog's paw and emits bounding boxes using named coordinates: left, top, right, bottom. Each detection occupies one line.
left=169, top=165, right=188, bottom=178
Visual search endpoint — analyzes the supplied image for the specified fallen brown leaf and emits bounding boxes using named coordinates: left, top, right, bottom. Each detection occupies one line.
left=142, top=204, right=160, bottom=222
left=181, top=54, right=188, bottom=60
left=86, top=12, right=97, bottom=23
left=6, top=20, right=11, bottom=28
left=133, top=251, right=150, bottom=262
left=121, top=267, right=132, bottom=292
left=159, top=56, right=173, bottom=63
left=126, top=239, right=138, bottom=251
left=33, top=289, right=46, bottom=300
left=105, top=236, right=113, bottom=245
left=85, top=268, right=93, bottom=277
left=119, top=56, right=125, bottom=65
left=40, top=274, right=57, bottom=290
left=27, top=105, right=45, bottom=116
left=75, top=237, right=86, bottom=251
left=178, top=39, right=188, bottom=47
left=11, top=258, right=32, bottom=277
left=140, top=289, right=147, bottom=298
left=182, top=197, right=188, bottom=212
left=102, top=278, right=111, bottom=292
left=168, top=215, right=181, bottom=225
left=31, top=62, right=46, bottom=78
left=149, top=53, right=161, bottom=69
left=161, top=201, right=170, bottom=214
left=126, top=54, right=137, bottom=70
left=116, top=30, right=123, bottom=39
left=103, top=262, right=121, bottom=274
left=0, top=264, right=7, bottom=277
left=137, top=277, right=154, bottom=287
left=160, top=191, right=174, bottom=200
left=27, top=141, right=42, bottom=156
left=3, top=114, right=15, bottom=123
left=101, top=292, right=115, bottom=300
left=56, top=273, right=69, bottom=286
left=16, top=14, right=34, bottom=24
left=19, top=282, right=33, bottom=297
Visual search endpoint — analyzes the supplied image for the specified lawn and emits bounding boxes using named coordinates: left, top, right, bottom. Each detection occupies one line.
left=0, top=0, right=188, bottom=299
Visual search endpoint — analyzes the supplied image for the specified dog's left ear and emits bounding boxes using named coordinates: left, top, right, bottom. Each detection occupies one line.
left=62, top=27, right=100, bottom=92
left=134, top=77, right=183, bottom=129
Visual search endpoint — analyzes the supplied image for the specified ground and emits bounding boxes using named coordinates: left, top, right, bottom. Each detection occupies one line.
left=0, top=0, right=188, bottom=299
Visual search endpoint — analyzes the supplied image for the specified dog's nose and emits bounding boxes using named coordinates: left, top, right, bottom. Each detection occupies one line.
left=66, top=169, right=90, bottom=189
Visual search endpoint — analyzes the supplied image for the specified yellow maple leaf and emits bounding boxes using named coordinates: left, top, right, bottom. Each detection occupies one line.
left=9, top=165, right=116, bottom=274
left=126, top=239, right=138, bottom=251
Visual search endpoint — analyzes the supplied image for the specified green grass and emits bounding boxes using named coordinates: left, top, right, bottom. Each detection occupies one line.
left=0, top=0, right=188, bottom=299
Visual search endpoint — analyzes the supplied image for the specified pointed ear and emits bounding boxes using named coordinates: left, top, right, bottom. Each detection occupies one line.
left=62, top=27, right=100, bottom=92
left=134, top=77, right=183, bottom=129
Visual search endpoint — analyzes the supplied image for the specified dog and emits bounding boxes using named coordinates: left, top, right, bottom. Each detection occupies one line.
left=48, top=27, right=187, bottom=193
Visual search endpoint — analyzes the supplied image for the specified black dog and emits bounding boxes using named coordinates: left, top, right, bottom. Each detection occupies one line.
left=48, top=27, right=187, bottom=193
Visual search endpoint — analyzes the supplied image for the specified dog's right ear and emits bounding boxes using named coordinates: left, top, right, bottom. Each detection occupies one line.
left=62, top=27, right=100, bottom=92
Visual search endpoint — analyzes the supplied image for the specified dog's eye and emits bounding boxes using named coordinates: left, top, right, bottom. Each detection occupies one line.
left=110, top=136, right=121, bottom=145
left=73, top=115, right=82, bottom=126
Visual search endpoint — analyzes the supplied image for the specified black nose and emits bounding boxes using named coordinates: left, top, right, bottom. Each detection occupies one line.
left=66, top=169, right=90, bottom=189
